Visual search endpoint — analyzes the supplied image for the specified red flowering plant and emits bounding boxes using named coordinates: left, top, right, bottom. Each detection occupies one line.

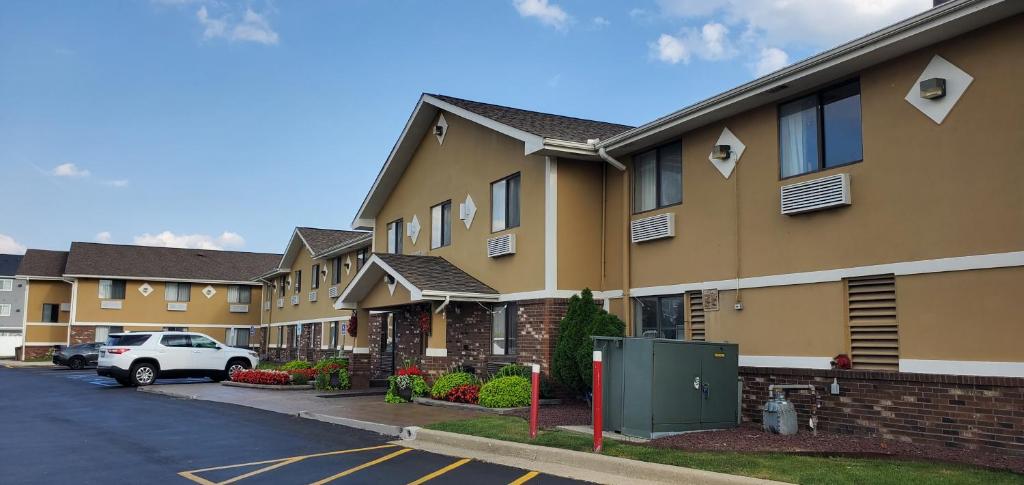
left=230, top=369, right=290, bottom=386
left=446, top=384, right=480, bottom=404
left=396, top=364, right=425, bottom=377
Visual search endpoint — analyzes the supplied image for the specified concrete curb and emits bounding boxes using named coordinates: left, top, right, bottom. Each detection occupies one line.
left=399, top=428, right=782, bottom=485
left=297, top=411, right=403, bottom=437
left=137, top=386, right=197, bottom=400
left=222, top=381, right=314, bottom=390
left=411, top=397, right=525, bottom=415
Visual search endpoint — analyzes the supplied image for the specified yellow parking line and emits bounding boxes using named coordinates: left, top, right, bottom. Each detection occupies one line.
left=407, top=457, right=472, bottom=485
left=178, top=471, right=218, bottom=485
left=177, top=443, right=399, bottom=484
left=218, top=456, right=305, bottom=485
left=509, top=471, right=540, bottom=485
left=308, top=448, right=413, bottom=485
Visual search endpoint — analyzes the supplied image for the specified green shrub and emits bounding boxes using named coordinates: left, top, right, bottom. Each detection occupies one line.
left=478, top=376, right=531, bottom=408
left=281, top=360, right=313, bottom=371
left=430, top=371, right=476, bottom=399
left=552, top=289, right=625, bottom=395
left=314, top=357, right=348, bottom=373
left=313, top=357, right=351, bottom=391
left=495, top=364, right=530, bottom=379
left=385, top=374, right=429, bottom=403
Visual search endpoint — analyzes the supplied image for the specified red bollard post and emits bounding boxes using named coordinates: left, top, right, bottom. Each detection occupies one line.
left=529, top=363, right=540, bottom=439
left=592, top=350, right=603, bottom=453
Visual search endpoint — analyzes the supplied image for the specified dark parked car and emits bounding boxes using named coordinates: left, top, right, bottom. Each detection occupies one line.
left=53, top=343, right=101, bottom=370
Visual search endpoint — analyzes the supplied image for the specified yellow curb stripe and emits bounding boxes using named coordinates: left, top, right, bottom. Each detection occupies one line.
left=509, top=471, right=540, bottom=485
left=407, top=458, right=472, bottom=485
left=308, top=448, right=413, bottom=485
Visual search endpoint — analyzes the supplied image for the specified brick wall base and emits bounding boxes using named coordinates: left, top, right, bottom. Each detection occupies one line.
left=741, top=366, right=1024, bottom=456
left=70, top=326, right=95, bottom=345
left=19, top=346, right=54, bottom=360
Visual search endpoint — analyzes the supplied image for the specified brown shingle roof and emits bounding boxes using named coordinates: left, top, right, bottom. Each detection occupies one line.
left=375, top=253, right=496, bottom=295
left=16, top=250, right=69, bottom=278
left=431, top=94, right=633, bottom=143
left=296, top=227, right=371, bottom=256
left=64, top=242, right=280, bottom=283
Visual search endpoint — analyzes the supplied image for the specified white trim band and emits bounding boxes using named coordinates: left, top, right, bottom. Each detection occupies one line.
left=425, top=348, right=448, bottom=357
left=352, top=347, right=370, bottom=354
left=739, top=355, right=834, bottom=369
left=899, top=359, right=1024, bottom=378
left=73, top=321, right=261, bottom=328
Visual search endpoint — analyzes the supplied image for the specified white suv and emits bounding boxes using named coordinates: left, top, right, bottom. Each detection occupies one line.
left=97, top=331, right=259, bottom=387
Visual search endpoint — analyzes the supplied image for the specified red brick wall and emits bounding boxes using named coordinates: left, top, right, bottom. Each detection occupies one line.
left=69, top=326, right=95, bottom=345
left=741, top=366, right=1024, bottom=456
left=19, top=346, right=53, bottom=360
left=516, top=299, right=569, bottom=375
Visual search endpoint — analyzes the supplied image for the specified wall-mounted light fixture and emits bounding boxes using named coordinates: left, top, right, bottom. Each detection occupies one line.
left=919, top=77, right=946, bottom=99
left=434, top=125, right=445, bottom=137
left=343, top=262, right=351, bottom=271
left=321, top=269, right=328, bottom=276
left=711, top=144, right=731, bottom=160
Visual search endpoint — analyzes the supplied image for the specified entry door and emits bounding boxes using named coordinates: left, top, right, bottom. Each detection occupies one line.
left=375, top=313, right=396, bottom=377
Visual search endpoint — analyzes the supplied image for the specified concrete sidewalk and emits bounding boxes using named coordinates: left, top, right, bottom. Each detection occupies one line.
left=1, top=360, right=57, bottom=368
left=139, top=382, right=483, bottom=432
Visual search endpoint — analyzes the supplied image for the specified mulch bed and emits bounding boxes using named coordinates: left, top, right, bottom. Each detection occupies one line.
left=517, top=402, right=1024, bottom=473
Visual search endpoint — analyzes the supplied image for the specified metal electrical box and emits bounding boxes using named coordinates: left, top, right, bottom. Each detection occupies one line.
left=593, top=337, right=739, bottom=439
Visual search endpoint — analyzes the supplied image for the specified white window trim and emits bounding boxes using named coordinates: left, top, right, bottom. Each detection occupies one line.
left=0, top=303, right=10, bottom=317
left=0, top=278, right=13, bottom=292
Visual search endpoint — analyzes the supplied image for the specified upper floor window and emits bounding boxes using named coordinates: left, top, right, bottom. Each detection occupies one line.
left=278, top=276, right=286, bottom=297
left=0, top=278, right=12, bottom=292
left=491, top=173, right=521, bottom=232
left=779, top=79, right=862, bottom=178
left=386, top=219, right=403, bottom=254
left=98, top=279, right=126, bottom=300
left=0, top=304, right=10, bottom=317
left=164, top=282, right=191, bottom=302
left=356, top=248, right=368, bottom=270
left=293, top=270, right=302, bottom=293
left=311, top=264, right=321, bottom=290
left=634, top=141, right=682, bottom=213
left=331, top=257, right=342, bottom=285
left=228, top=285, right=251, bottom=304
left=431, top=200, right=452, bottom=249
left=41, top=303, right=60, bottom=323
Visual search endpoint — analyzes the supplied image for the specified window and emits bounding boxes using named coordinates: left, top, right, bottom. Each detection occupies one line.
left=292, top=325, right=300, bottom=348
left=164, top=283, right=191, bottom=302
left=228, top=285, right=251, bottom=304
left=431, top=200, right=452, bottom=249
left=98, top=279, right=126, bottom=299
left=277, top=326, right=284, bottom=347
left=0, top=304, right=10, bottom=317
left=0, top=278, right=12, bottom=292
left=491, top=303, right=518, bottom=355
left=191, top=334, right=218, bottom=349
left=311, top=264, right=320, bottom=290
left=329, top=321, right=338, bottom=349
left=293, top=270, right=302, bottom=293
left=386, top=219, right=403, bottom=253
left=226, top=328, right=250, bottom=348
left=779, top=80, right=863, bottom=178
left=95, top=326, right=124, bottom=343
left=356, top=248, right=368, bottom=270
left=105, top=333, right=150, bottom=346
left=634, top=296, right=685, bottom=340
left=331, top=257, right=342, bottom=285
left=160, top=334, right=190, bottom=347
left=633, top=141, right=682, bottom=213
left=491, top=173, right=521, bottom=232
left=41, top=304, right=59, bottom=323
left=164, top=326, right=188, bottom=332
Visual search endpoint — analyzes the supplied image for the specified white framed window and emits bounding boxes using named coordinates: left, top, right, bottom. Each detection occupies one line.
left=386, top=219, right=403, bottom=253
left=98, top=279, right=126, bottom=299
left=491, top=303, right=517, bottom=355
left=94, top=325, right=124, bottom=343
left=293, top=270, right=302, bottom=294
left=491, top=173, right=521, bottom=232
left=431, top=200, right=452, bottom=249
left=163, top=326, right=188, bottom=332
left=0, top=304, right=10, bottom=317
left=329, top=321, right=338, bottom=349
left=311, top=264, right=320, bottom=290
left=164, top=283, right=191, bottom=302
left=228, top=285, right=251, bottom=304
left=0, top=278, right=13, bottom=292
left=227, top=328, right=251, bottom=348
left=633, top=141, right=682, bottom=213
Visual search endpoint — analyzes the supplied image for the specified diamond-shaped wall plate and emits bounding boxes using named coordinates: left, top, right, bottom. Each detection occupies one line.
left=407, top=215, right=421, bottom=245
left=905, top=55, right=973, bottom=124
left=386, top=277, right=397, bottom=296
left=202, top=285, right=216, bottom=299
left=461, top=194, right=476, bottom=229
left=138, top=283, right=153, bottom=297
left=345, top=255, right=352, bottom=275
left=435, top=114, right=448, bottom=145
left=708, top=127, right=745, bottom=179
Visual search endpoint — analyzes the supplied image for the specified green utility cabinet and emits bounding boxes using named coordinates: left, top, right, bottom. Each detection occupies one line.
left=593, top=337, right=739, bottom=439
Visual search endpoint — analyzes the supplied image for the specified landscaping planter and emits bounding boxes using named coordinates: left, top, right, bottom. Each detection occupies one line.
left=222, top=381, right=314, bottom=390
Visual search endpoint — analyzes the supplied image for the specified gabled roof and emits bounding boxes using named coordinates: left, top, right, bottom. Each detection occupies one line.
left=16, top=250, right=69, bottom=279
left=599, top=0, right=1024, bottom=155
left=335, top=253, right=497, bottom=309
left=274, top=227, right=372, bottom=273
left=351, top=93, right=632, bottom=229
left=0, top=254, right=23, bottom=277
left=63, top=242, right=280, bottom=284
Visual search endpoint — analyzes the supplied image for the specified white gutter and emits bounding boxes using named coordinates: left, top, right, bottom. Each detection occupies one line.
left=597, top=146, right=626, bottom=171
left=434, top=295, right=451, bottom=314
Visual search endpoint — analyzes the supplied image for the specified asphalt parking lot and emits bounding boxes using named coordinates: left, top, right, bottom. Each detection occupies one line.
left=0, top=366, right=584, bottom=484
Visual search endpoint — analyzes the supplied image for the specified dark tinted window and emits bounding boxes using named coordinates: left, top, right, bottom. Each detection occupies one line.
left=190, top=335, right=218, bottom=349
left=105, top=334, right=151, bottom=346
left=779, top=79, right=862, bottom=178
left=822, top=82, right=863, bottom=168
left=160, top=334, right=190, bottom=347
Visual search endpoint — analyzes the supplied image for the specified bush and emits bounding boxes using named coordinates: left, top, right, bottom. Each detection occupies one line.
left=478, top=376, right=531, bottom=408
left=431, top=371, right=476, bottom=399
left=385, top=374, right=429, bottom=403
left=552, top=289, right=624, bottom=395
left=495, top=364, right=531, bottom=379
left=281, top=360, right=313, bottom=371
left=231, top=369, right=290, bottom=385
left=313, top=358, right=350, bottom=391
left=289, top=368, right=316, bottom=385
left=447, top=384, right=480, bottom=404
left=314, top=357, right=348, bottom=373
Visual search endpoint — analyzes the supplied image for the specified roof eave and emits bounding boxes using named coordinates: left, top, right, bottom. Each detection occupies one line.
left=316, top=233, right=373, bottom=259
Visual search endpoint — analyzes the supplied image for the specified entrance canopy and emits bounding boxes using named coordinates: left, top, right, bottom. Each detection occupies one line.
left=335, top=253, right=498, bottom=309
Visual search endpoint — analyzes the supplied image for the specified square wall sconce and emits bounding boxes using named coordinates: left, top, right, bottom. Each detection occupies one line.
left=919, top=77, right=946, bottom=99
left=710, top=144, right=731, bottom=160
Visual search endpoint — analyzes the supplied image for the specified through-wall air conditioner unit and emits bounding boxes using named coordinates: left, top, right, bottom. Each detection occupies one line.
left=229, top=304, right=249, bottom=313
left=277, top=298, right=284, bottom=308
left=631, top=213, right=675, bottom=243
left=487, top=233, right=516, bottom=258
left=100, top=300, right=123, bottom=310
left=780, top=173, right=851, bottom=215
left=263, top=301, right=271, bottom=311
left=167, top=302, right=188, bottom=312
left=290, top=295, right=299, bottom=305
left=329, top=286, right=339, bottom=298
left=59, top=303, right=71, bottom=312
left=308, top=291, right=318, bottom=302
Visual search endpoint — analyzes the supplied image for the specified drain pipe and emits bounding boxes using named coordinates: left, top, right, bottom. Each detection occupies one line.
left=597, top=146, right=626, bottom=171
left=768, top=384, right=821, bottom=435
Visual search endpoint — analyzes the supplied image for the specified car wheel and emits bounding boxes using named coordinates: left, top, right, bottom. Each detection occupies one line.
left=219, top=359, right=251, bottom=381
left=130, top=362, right=157, bottom=387
left=68, top=357, right=86, bottom=370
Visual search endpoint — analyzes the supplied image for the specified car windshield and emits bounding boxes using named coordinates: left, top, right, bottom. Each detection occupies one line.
left=105, top=334, right=151, bottom=346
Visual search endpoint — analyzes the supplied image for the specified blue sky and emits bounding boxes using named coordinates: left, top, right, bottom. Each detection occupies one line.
left=0, top=0, right=930, bottom=255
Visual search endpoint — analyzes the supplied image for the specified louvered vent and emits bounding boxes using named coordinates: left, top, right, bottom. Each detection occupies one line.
left=290, top=295, right=299, bottom=305
left=688, top=292, right=706, bottom=341
left=487, top=233, right=516, bottom=258
left=847, top=274, right=899, bottom=371
left=631, top=213, right=675, bottom=243
left=308, top=290, right=318, bottom=302
left=329, top=286, right=339, bottom=298
left=781, top=173, right=851, bottom=215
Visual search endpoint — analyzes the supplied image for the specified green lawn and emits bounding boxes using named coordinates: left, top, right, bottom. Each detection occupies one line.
left=426, top=416, right=1023, bottom=485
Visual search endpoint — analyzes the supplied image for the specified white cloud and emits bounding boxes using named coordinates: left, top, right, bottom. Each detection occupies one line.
left=513, top=0, right=570, bottom=31
left=754, top=47, right=790, bottom=76
left=197, top=6, right=278, bottom=45
left=95, top=232, right=113, bottom=243
left=592, top=16, right=610, bottom=28
left=52, top=163, right=90, bottom=178
left=653, top=33, right=689, bottom=64
left=133, top=231, right=246, bottom=250
left=104, top=179, right=130, bottom=188
left=0, top=234, right=26, bottom=255
left=652, top=22, right=738, bottom=65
